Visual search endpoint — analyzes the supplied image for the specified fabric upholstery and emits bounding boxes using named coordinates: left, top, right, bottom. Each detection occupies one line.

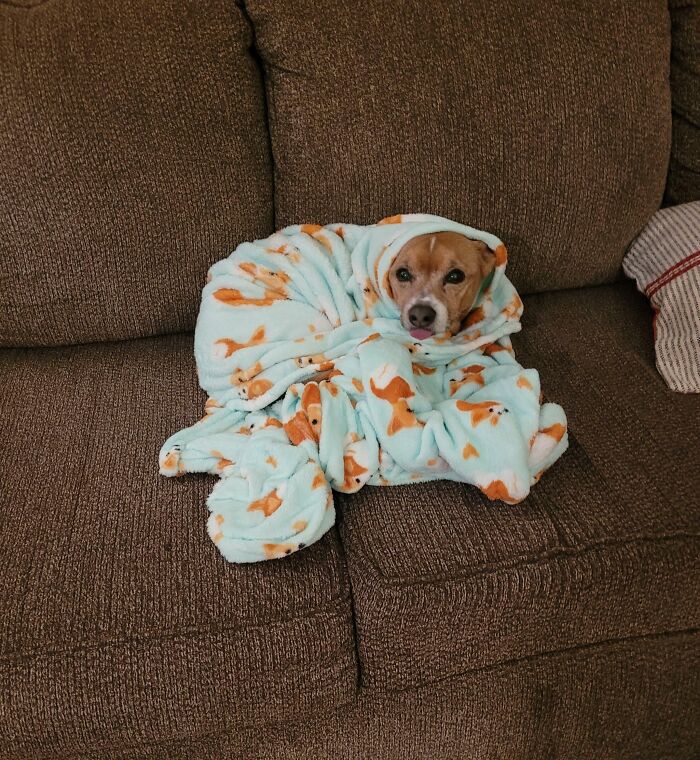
left=245, top=0, right=671, bottom=294
left=666, top=0, right=700, bottom=204
left=337, top=281, right=700, bottom=690
left=0, top=0, right=273, bottom=347
left=67, top=632, right=700, bottom=759
left=0, top=335, right=355, bottom=755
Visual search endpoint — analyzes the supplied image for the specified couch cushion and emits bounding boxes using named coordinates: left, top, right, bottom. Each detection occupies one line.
left=0, top=335, right=355, bottom=755
left=666, top=0, right=700, bottom=204
left=72, top=632, right=700, bottom=759
left=337, top=281, right=700, bottom=690
left=246, top=0, right=671, bottom=293
left=0, top=0, right=273, bottom=347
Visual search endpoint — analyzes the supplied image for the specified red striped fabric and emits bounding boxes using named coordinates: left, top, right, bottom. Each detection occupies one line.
left=646, top=249, right=700, bottom=298
left=623, top=201, right=700, bottom=394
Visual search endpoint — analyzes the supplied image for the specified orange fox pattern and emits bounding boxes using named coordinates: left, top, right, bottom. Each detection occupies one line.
left=412, top=363, right=437, bottom=376
left=284, top=383, right=323, bottom=445
left=450, top=364, right=485, bottom=394
left=341, top=452, right=369, bottom=492
left=370, top=375, right=424, bottom=436
left=238, top=262, right=290, bottom=295
left=464, top=305, right=485, bottom=327
left=248, top=489, right=283, bottom=517
left=284, top=412, right=316, bottom=445
left=213, top=288, right=284, bottom=307
left=542, top=422, right=566, bottom=442
left=378, top=214, right=403, bottom=225
left=263, top=543, right=296, bottom=560
left=482, top=479, right=518, bottom=504
left=455, top=400, right=505, bottom=427
left=215, top=326, right=266, bottom=358
left=462, top=443, right=479, bottom=459
left=243, top=378, right=274, bottom=400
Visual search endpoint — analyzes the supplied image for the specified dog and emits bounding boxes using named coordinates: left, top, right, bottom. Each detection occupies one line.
left=388, top=231, right=496, bottom=338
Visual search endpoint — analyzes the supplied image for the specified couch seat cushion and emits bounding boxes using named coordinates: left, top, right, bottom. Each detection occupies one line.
left=337, top=281, right=700, bottom=690
left=0, top=335, right=355, bottom=755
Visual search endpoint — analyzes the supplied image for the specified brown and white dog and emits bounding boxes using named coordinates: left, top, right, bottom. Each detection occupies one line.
left=388, top=231, right=495, bottom=339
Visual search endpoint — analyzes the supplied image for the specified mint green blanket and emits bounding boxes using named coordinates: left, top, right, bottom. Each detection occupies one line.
left=159, top=214, right=568, bottom=563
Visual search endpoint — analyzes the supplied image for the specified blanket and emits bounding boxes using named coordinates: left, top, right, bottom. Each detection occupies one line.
left=159, top=214, right=568, bottom=563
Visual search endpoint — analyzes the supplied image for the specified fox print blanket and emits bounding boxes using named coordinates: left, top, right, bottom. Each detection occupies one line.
left=159, top=214, right=568, bottom=563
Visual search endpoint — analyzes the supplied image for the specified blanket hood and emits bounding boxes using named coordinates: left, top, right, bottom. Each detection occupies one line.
left=348, top=213, right=520, bottom=342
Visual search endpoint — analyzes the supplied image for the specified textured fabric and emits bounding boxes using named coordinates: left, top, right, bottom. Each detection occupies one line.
left=72, top=632, right=700, bottom=759
left=337, top=281, right=700, bottom=690
left=159, top=215, right=567, bottom=563
left=0, top=0, right=273, bottom=347
left=623, top=201, right=700, bottom=392
left=245, top=0, right=671, bottom=294
left=666, top=0, right=700, bottom=204
left=0, top=335, right=356, bottom=753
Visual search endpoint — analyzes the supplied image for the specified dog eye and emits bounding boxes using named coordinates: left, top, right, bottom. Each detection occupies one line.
left=395, top=268, right=413, bottom=282
left=445, top=269, right=465, bottom=284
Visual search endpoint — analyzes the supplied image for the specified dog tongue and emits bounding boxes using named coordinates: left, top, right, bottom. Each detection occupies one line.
left=409, top=328, right=433, bottom=340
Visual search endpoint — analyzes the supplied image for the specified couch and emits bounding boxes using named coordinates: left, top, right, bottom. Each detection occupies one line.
left=1, top=1, right=698, bottom=757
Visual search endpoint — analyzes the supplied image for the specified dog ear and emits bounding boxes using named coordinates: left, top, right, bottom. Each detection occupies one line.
left=478, top=242, right=496, bottom=279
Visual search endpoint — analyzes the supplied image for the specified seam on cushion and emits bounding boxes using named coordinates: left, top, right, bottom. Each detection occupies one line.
left=237, top=0, right=277, bottom=231
left=518, top=280, right=638, bottom=307
left=0, top=0, right=54, bottom=8
left=351, top=532, right=699, bottom=588
left=669, top=151, right=700, bottom=175
left=0, top=283, right=627, bottom=351
left=0, top=330, right=196, bottom=354
left=669, top=1, right=697, bottom=10
left=671, top=108, right=700, bottom=130
left=55, top=627, right=700, bottom=758
left=242, top=10, right=291, bottom=230
left=670, top=101, right=700, bottom=130
left=335, top=514, right=364, bottom=690
left=0, top=593, right=352, bottom=664
left=370, top=626, right=700, bottom=696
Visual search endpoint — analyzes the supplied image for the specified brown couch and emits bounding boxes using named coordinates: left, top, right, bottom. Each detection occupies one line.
left=1, top=1, right=698, bottom=757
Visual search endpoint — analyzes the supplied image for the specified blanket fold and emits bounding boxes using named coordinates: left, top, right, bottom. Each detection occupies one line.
left=160, top=214, right=568, bottom=563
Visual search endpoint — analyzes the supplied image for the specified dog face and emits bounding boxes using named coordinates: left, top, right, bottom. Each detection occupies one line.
left=388, top=232, right=495, bottom=336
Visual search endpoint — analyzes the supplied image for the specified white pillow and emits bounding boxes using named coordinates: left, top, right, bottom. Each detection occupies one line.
left=623, top=201, right=700, bottom=393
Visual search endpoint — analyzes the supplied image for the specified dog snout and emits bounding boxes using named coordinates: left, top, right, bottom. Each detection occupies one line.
left=408, top=303, right=436, bottom=328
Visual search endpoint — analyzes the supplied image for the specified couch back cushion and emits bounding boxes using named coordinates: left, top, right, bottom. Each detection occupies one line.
left=0, top=0, right=272, bottom=347
left=246, top=0, right=671, bottom=294
left=666, top=0, right=700, bottom=204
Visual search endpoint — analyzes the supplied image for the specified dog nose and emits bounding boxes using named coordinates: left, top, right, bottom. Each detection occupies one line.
left=408, top=303, right=436, bottom=328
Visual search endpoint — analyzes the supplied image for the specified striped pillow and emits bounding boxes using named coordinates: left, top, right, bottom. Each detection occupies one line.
left=623, top=201, right=700, bottom=393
